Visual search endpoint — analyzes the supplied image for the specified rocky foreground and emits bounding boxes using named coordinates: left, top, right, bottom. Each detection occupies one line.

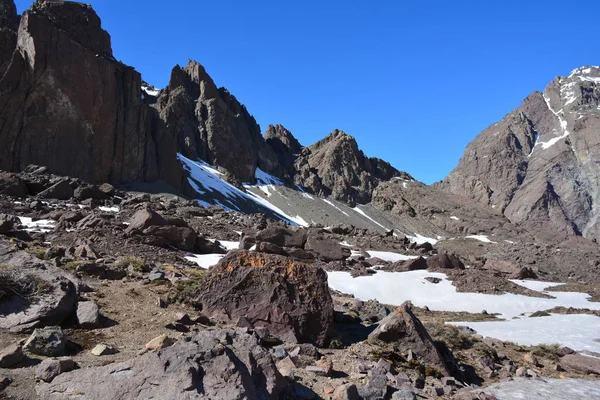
left=1, top=168, right=600, bottom=400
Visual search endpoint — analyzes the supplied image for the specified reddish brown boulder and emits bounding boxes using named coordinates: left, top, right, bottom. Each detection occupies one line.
left=192, top=251, right=334, bottom=346
left=426, top=252, right=465, bottom=271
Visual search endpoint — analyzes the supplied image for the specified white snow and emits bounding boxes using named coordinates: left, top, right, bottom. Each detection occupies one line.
left=185, top=253, right=224, bottom=269
left=578, top=76, right=600, bottom=83
left=352, top=206, right=388, bottom=230
left=406, top=233, right=439, bottom=245
left=216, top=240, right=239, bottom=251
left=141, top=84, right=160, bottom=97
left=301, top=192, right=315, bottom=200
left=366, top=251, right=418, bottom=263
left=465, top=234, right=497, bottom=243
left=323, top=199, right=349, bottom=216
left=450, top=216, right=460, bottom=221
left=98, top=206, right=119, bottom=213
left=179, top=154, right=308, bottom=226
left=339, top=241, right=353, bottom=247
left=17, top=216, right=55, bottom=233
left=253, top=168, right=284, bottom=186
left=534, top=95, right=571, bottom=151
left=452, top=315, right=600, bottom=354
left=402, top=182, right=408, bottom=188
left=482, top=378, right=600, bottom=400
left=326, top=271, right=600, bottom=319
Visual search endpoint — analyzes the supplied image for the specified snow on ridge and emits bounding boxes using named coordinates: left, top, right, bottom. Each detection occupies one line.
left=141, top=84, right=160, bottom=97
left=178, top=154, right=308, bottom=227
left=352, top=205, right=389, bottom=231
left=406, top=233, right=438, bottom=245
left=465, top=234, right=496, bottom=244
left=323, top=199, right=349, bottom=216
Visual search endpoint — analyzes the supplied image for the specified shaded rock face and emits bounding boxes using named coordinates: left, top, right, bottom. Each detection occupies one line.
left=264, top=124, right=302, bottom=179
left=158, top=60, right=281, bottom=183
left=439, top=66, right=600, bottom=241
left=0, top=1, right=183, bottom=190
left=193, top=251, right=334, bottom=346
left=368, top=302, right=452, bottom=376
left=0, top=0, right=18, bottom=75
left=38, top=329, right=288, bottom=399
left=292, top=130, right=409, bottom=205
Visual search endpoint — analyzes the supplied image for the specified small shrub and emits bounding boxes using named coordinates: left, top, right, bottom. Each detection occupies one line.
left=0, top=271, right=53, bottom=302
left=115, top=256, right=145, bottom=271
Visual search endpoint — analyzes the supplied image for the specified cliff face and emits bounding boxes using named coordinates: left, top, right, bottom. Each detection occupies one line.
left=438, top=66, right=600, bottom=240
left=157, top=60, right=282, bottom=184
left=0, top=1, right=183, bottom=189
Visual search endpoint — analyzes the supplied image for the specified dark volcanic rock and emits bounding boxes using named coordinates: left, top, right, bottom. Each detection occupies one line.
left=0, top=171, right=27, bottom=197
left=426, top=252, right=465, bottom=271
left=0, top=1, right=183, bottom=190
left=255, top=226, right=307, bottom=248
left=38, top=329, right=288, bottom=399
left=192, top=251, right=334, bottom=346
left=305, top=231, right=350, bottom=262
left=368, top=301, right=452, bottom=376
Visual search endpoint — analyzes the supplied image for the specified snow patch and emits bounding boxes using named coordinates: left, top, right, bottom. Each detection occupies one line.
left=98, top=206, right=119, bottom=213
left=352, top=206, right=388, bottom=230
left=185, top=253, right=224, bottom=269
left=406, top=233, right=438, bottom=245
left=465, top=234, right=496, bottom=243
left=323, top=199, right=349, bottom=216
left=483, top=378, right=600, bottom=400
left=17, top=216, right=55, bottom=233
left=450, top=216, right=460, bottom=221
left=366, top=251, right=418, bottom=263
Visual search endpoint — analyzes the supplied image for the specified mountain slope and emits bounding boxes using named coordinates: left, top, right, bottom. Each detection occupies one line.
left=438, top=66, right=600, bottom=241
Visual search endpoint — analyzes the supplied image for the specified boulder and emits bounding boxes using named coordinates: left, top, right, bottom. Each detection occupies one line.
left=193, top=251, right=334, bottom=346
left=73, top=185, right=108, bottom=200
left=38, top=329, right=287, bottom=399
left=426, top=252, right=465, bottom=270
left=0, top=343, right=24, bottom=368
left=369, top=301, right=452, bottom=376
left=125, top=209, right=167, bottom=233
left=255, top=227, right=307, bottom=248
left=24, top=326, right=66, bottom=357
left=38, top=180, right=73, bottom=200
left=35, top=357, right=77, bottom=382
left=142, top=225, right=198, bottom=252
left=256, top=241, right=287, bottom=255
left=76, top=301, right=101, bottom=329
left=305, top=232, right=350, bottom=262
left=0, top=172, right=27, bottom=197
left=0, top=214, right=19, bottom=234
left=333, top=383, right=361, bottom=400
left=561, top=354, right=600, bottom=375
left=390, top=257, right=428, bottom=272
left=0, top=243, right=78, bottom=332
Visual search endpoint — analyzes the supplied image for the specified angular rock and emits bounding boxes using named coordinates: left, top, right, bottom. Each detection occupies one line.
left=38, top=329, right=287, bottom=399
left=90, top=344, right=117, bottom=356
left=24, top=326, right=66, bottom=357
left=143, top=225, right=199, bottom=252
left=145, top=334, right=175, bottom=351
left=0, top=244, right=78, bottom=332
left=255, top=227, right=307, bottom=248
left=426, top=251, right=465, bottom=270
left=333, top=383, right=360, bottom=400
left=76, top=301, right=101, bottom=329
left=369, top=301, right=452, bottom=376
left=125, top=209, right=167, bottom=233
left=561, top=353, right=600, bottom=375
left=0, top=343, right=24, bottom=368
left=0, top=172, right=27, bottom=197
left=35, top=357, right=77, bottom=382
left=305, top=232, right=350, bottom=262
left=192, top=250, right=334, bottom=346
left=38, top=180, right=73, bottom=200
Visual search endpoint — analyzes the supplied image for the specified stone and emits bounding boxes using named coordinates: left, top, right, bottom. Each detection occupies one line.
left=0, top=244, right=78, bottom=333
left=426, top=251, right=465, bottom=270
left=76, top=301, right=101, bottom=329
left=39, top=329, right=287, bottom=399
left=332, top=383, right=361, bottom=400
left=0, top=172, right=27, bottom=197
left=193, top=251, right=334, bottom=346
left=315, top=357, right=333, bottom=376
left=357, top=367, right=388, bottom=400
left=0, top=343, right=24, bottom=368
left=523, top=352, right=541, bottom=367
left=24, top=326, right=66, bottom=357
left=305, top=231, right=350, bottom=262
left=515, top=367, right=527, bottom=377
left=90, top=344, right=117, bottom=356
left=145, top=334, right=175, bottom=351
left=392, top=389, right=416, bottom=400
left=255, top=227, right=307, bottom=248
left=38, top=180, right=73, bottom=200
left=0, top=375, right=12, bottom=392
left=126, top=209, right=167, bottom=233
left=148, top=269, right=165, bottom=281
left=35, top=357, right=77, bottom=382
left=368, top=301, right=452, bottom=375
left=561, top=353, right=600, bottom=375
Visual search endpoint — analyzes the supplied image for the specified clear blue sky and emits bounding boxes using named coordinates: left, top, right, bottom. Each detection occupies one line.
left=15, top=1, right=599, bottom=184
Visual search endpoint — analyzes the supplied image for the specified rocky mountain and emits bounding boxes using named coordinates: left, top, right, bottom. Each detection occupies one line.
left=0, top=1, right=184, bottom=191
left=438, top=66, right=600, bottom=241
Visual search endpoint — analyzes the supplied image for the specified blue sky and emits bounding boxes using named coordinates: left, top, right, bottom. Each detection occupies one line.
left=15, top=1, right=599, bottom=183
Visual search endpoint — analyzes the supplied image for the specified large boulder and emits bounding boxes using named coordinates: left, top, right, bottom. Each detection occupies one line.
left=192, top=251, right=334, bottom=346
left=305, top=231, right=350, bottom=262
left=255, top=227, right=307, bottom=248
left=38, top=329, right=288, bottom=399
left=142, top=225, right=198, bottom=252
left=38, top=180, right=73, bottom=200
left=426, top=252, right=465, bottom=271
left=561, top=354, right=600, bottom=375
left=0, top=243, right=78, bottom=332
left=125, top=209, right=167, bottom=233
left=368, top=301, right=452, bottom=376
left=0, top=172, right=27, bottom=197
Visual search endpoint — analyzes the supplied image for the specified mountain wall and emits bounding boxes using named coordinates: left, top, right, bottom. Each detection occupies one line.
left=438, top=66, right=600, bottom=241
left=0, top=1, right=184, bottom=190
